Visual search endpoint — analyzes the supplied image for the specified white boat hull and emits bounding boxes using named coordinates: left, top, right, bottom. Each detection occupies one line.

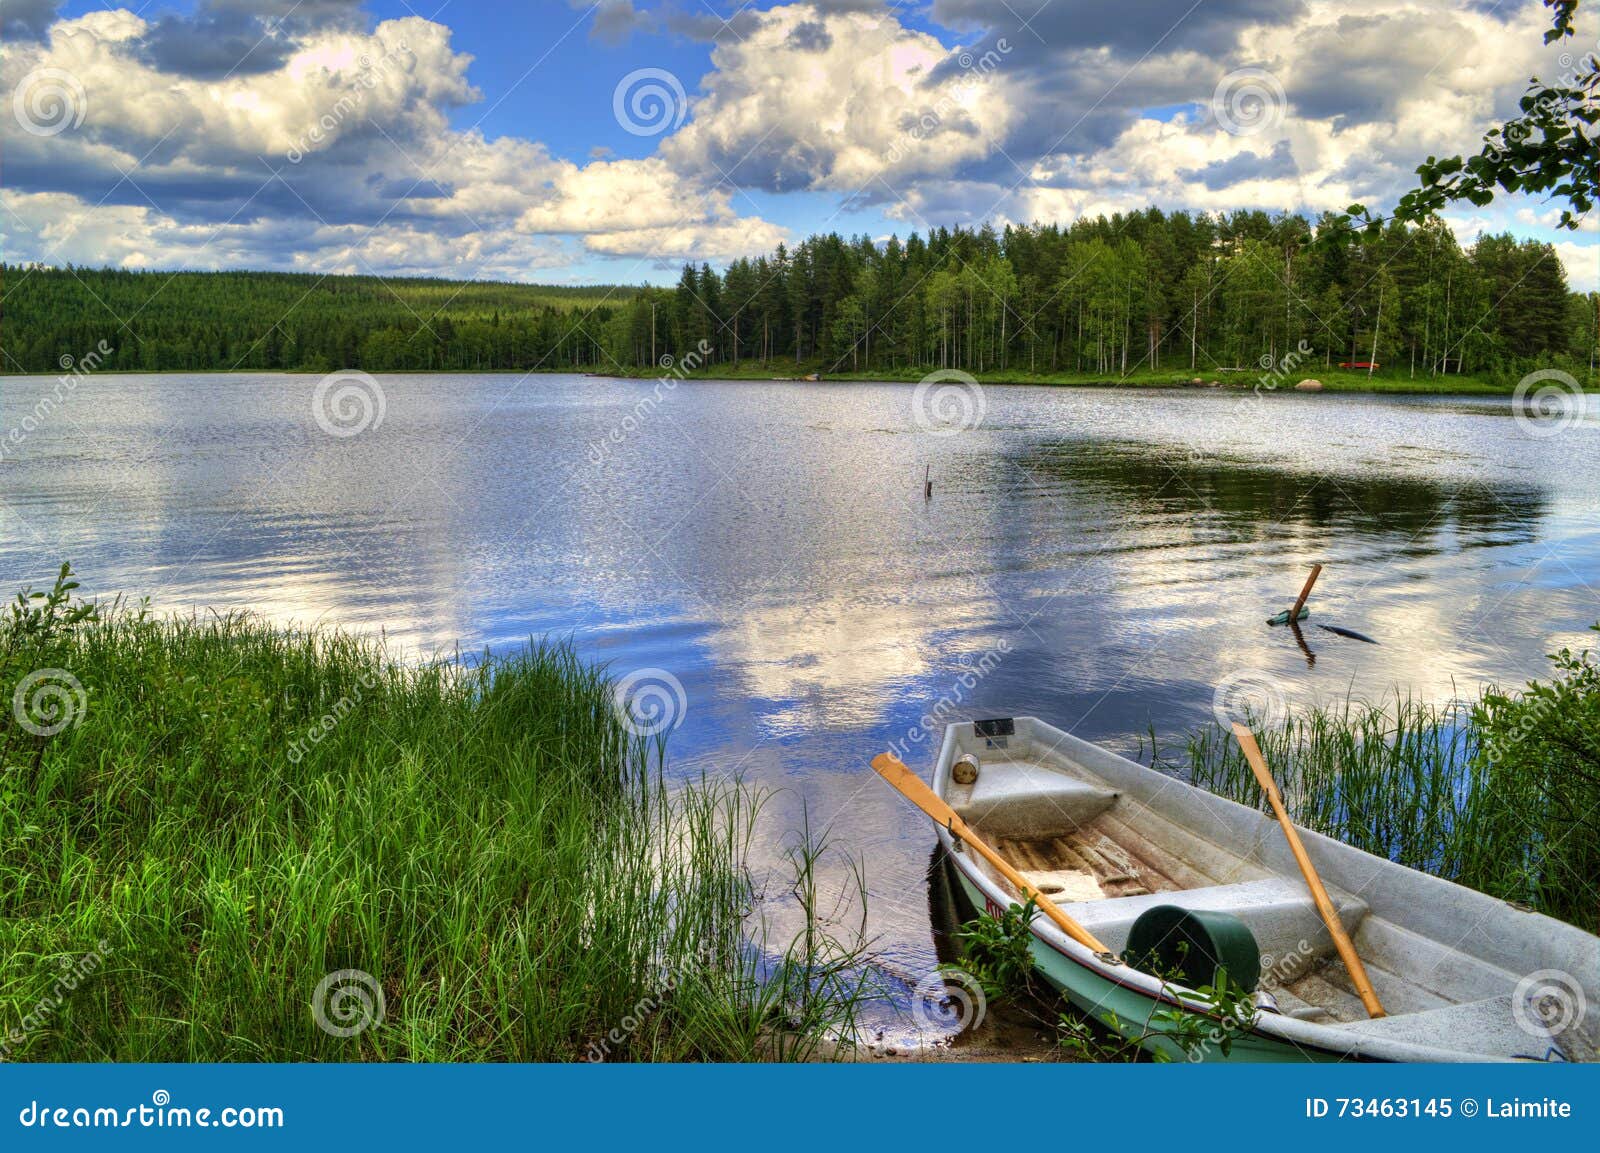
left=946, top=856, right=1342, bottom=1061
left=930, top=717, right=1599, bottom=1063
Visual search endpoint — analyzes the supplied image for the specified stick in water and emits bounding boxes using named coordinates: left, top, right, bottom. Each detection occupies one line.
left=1290, top=563, right=1323, bottom=622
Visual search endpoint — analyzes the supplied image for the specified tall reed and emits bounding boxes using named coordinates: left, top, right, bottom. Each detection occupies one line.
left=0, top=589, right=867, bottom=1060
left=1172, top=694, right=1574, bottom=923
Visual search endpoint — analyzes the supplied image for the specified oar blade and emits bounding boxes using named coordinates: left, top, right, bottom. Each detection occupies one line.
left=870, top=752, right=955, bottom=825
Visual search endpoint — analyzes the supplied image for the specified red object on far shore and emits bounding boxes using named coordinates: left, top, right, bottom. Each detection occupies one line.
left=1338, top=361, right=1380, bottom=369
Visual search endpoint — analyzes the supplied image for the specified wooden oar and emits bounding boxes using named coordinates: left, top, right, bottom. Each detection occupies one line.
left=870, top=752, right=1117, bottom=960
left=1230, top=724, right=1386, bottom=1019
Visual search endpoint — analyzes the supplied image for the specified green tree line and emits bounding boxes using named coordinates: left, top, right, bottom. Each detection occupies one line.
left=3, top=209, right=1594, bottom=383
left=0, top=269, right=632, bottom=375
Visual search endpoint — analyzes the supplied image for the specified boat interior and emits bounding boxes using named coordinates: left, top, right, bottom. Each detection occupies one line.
left=942, top=720, right=1596, bottom=1061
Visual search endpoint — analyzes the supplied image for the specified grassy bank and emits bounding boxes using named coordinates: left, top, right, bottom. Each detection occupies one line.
left=1170, top=632, right=1600, bottom=930
left=2, top=362, right=1535, bottom=394
left=606, top=362, right=1535, bottom=395
left=0, top=569, right=865, bottom=1061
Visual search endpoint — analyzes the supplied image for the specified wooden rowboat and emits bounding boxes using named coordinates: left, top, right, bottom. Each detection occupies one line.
left=928, top=717, right=1599, bottom=1062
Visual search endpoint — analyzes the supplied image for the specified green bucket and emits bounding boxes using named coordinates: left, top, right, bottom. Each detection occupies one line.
left=1125, top=905, right=1261, bottom=992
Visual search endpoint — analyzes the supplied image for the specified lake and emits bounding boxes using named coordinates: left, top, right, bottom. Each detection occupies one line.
left=3, top=371, right=1598, bottom=1020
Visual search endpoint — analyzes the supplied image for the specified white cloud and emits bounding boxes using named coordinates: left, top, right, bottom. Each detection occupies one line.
left=0, top=188, right=576, bottom=281
left=882, top=0, right=1595, bottom=288
left=1552, top=241, right=1599, bottom=294
left=514, top=157, right=789, bottom=258
left=0, top=0, right=1592, bottom=287
left=0, top=8, right=787, bottom=276
left=661, top=4, right=1018, bottom=193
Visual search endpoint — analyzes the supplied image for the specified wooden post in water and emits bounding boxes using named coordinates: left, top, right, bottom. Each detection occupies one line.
left=1291, top=563, right=1323, bottom=621
left=924, top=464, right=932, bottom=499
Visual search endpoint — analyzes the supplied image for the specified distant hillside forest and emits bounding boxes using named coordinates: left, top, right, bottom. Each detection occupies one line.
left=3, top=210, right=1595, bottom=383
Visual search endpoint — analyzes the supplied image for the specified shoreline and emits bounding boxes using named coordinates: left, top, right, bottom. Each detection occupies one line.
left=0, top=364, right=1551, bottom=396
left=600, top=366, right=1523, bottom=396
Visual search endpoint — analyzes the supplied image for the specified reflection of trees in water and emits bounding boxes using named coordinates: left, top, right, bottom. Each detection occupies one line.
left=1013, top=444, right=1546, bottom=549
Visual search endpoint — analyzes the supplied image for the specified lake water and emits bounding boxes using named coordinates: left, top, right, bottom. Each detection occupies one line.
left=3, top=371, right=1598, bottom=1022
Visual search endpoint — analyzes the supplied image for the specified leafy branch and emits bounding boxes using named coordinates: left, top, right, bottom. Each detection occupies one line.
left=1343, top=0, right=1597, bottom=234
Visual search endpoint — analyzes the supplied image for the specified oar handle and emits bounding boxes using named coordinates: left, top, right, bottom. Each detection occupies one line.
left=1232, top=725, right=1386, bottom=1019
left=869, top=753, right=1117, bottom=959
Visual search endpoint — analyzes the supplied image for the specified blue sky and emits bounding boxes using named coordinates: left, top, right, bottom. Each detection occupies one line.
left=3, top=0, right=1595, bottom=288
left=353, top=0, right=926, bottom=245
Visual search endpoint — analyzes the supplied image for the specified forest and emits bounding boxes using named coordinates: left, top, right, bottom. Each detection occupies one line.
left=3, top=208, right=1594, bottom=385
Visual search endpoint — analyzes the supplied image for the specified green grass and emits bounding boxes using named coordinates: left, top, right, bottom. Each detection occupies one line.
left=0, top=578, right=870, bottom=1061
left=604, top=361, right=1529, bottom=395
left=1177, top=697, right=1492, bottom=878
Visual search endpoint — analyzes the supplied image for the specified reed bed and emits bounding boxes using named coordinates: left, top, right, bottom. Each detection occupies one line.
left=1173, top=689, right=1595, bottom=929
left=0, top=580, right=868, bottom=1061
left=1183, top=697, right=1487, bottom=875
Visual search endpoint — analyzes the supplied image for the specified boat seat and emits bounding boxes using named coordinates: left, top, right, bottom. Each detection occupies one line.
left=1062, top=878, right=1369, bottom=982
left=954, top=760, right=1118, bottom=838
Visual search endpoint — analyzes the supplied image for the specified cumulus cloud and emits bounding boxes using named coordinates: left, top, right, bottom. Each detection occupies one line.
left=1552, top=242, right=1599, bottom=294
left=881, top=0, right=1594, bottom=273
left=661, top=4, right=1017, bottom=193
left=0, top=0, right=1592, bottom=283
left=0, top=6, right=787, bottom=276
left=587, top=0, right=657, bottom=45
left=932, top=0, right=1301, bottom=56
left=140, top=9, right=289, bottom=78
